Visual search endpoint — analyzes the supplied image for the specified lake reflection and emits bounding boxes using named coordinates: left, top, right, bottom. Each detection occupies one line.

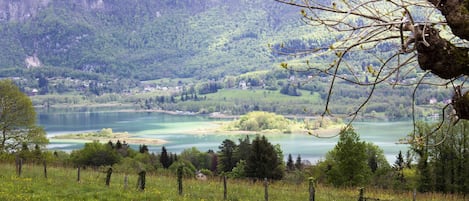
left=38, top=108, right=411, bottom=164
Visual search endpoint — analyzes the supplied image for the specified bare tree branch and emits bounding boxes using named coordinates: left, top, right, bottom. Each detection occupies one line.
left=273, top=0, right=469, bottom=145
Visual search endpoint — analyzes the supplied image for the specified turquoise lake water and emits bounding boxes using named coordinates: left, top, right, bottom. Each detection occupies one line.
left=37, top=108, right=412, bottom=164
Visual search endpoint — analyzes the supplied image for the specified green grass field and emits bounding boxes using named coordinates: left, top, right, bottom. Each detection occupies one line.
left=0, top=163, right=466, bottom=201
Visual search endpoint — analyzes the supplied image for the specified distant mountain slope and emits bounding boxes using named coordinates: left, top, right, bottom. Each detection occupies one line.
left=0, top=0, right=303, bottom=80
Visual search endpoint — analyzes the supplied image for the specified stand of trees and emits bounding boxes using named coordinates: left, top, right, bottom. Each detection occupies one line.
left=411, top=121, right=469, bottom=194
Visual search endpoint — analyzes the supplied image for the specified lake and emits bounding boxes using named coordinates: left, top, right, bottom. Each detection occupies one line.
left=37, top=107, right=411, bottom=164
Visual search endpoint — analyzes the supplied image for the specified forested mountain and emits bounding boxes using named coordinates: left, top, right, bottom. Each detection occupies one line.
left=0, top=0, right=450, bottom=120
left=0, top=0, right=303, bottom=80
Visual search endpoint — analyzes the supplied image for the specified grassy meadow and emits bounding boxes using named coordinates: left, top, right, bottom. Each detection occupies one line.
left=0, top=163, right=466, bottom=201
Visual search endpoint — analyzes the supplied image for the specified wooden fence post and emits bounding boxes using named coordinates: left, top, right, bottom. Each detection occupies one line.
left=358, top=187, right=364, bottom=201
left=43, top=160, right=47, bottom=178
left=264, top=178, right=269, bottom=201
left=177, top=166, right=183, bottom=195
left=16, top=156, right=22, bottom=177
left=124, top=174, right=128, bottom=190
left=309, top=177, right=315, bottom=201
left=413, top=188, right=417, bottom=201
left=137, top=170, right=146, bottom=191
left=105, top=167, right=112, bottom=187
left=223, top=175, right=227, bottom=200
left=77, top=167, right=81, bottom=182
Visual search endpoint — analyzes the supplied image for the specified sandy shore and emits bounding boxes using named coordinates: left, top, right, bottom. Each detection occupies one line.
left=52, top=132, right=168, bottom=145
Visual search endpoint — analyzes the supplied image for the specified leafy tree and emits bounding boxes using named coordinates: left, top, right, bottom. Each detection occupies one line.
left=229, top=160, right=246, bottom=179
left=324, top=127, right=371, bottom=187
left=180, top=147, right=211, bottom=170
left=160, top=146, right=171, bottom=169
left=245, top=135, right=284, bottom=180
left=169, top=160, right=196, bottom=177
left=217, top=139, right=238, bottom=173
left=70, top=141, right=121, bottom=167
left=133, top=152, right=159, bottom=172
left=0, top=79, right=48, bottom=152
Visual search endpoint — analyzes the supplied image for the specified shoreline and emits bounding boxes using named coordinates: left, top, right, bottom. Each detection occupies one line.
left=34, top=103, right=346, bottom=120
left=52, top=132, right=168, bottom=146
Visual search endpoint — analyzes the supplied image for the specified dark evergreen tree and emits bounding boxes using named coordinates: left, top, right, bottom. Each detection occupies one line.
left=286, top=153, right=294, bottom=171
left=217, top=139, right=238, bottom=173
left=107, top=140, right=114, bottom=149
left=139, top=144, right=149, bottom=153
left=295, top=154, right=302, bottom=170
left=115, top=140, right=122, bottom=149
left=366, top=146, right=379, bottom=173
left=417, top=154, right=432, bottom=192
left=393, top=151, right=405, bottom=184
left=244, top=135, right=283, bottom=180
left=169, top=153, right=174, bottom=165
left=160, top=146, right=171, bottom=169
left=405, top=150, right=413, bottom=169
left=234, top=136, right=251, bottom=162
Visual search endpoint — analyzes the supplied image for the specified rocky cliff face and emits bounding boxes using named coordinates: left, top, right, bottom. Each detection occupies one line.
left=0, top=0, right=51, bottom=22
left=0, top=0, right=108, bottom=22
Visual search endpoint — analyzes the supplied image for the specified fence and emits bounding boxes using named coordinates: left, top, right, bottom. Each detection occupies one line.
left=6, top=162, right=458, bottom=201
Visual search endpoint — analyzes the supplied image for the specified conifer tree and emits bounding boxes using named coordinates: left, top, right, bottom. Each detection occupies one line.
left=245, top=135, right=283, bottom=180
left=139, top=144, right=149, bottom=153
left=217, top=139, right=238, bottom=173
left=295, top=154, right=302, bottom=170
left=235, top=136, right=251, bottom=162
left=394, top=151, right=405, bottom=184
left=286, top=154, right=294, bottom=171
left=160, top=146, right=170, bottom=169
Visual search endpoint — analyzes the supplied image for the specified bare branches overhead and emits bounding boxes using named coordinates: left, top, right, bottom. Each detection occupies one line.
left=273, top=0, right=469, bottom=140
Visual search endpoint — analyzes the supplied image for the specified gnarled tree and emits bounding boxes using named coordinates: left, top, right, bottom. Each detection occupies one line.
left=274, top=0, right=469, bottom=142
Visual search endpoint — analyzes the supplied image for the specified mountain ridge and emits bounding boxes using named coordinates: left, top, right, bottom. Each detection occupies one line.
left=0, top=0, right=302, bottom=81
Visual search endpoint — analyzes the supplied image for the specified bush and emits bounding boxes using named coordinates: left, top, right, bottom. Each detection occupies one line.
left=169, top=160, right=196, bottom=177
left=70, top=141, right=121, bottom=167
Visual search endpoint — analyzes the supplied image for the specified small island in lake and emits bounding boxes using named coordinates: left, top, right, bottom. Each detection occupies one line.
left=219, top=111, right=344, bottom=137
left=52, top=128, right=167, bottom=145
